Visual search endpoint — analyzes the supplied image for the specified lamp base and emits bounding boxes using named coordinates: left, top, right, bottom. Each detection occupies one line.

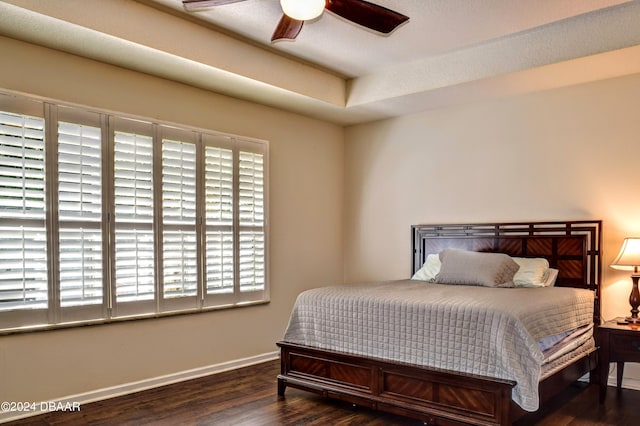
left=627, top=275, right=640, bottom=325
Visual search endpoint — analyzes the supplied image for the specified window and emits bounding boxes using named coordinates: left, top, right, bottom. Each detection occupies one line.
left=0, top=92, right=268, bottom=332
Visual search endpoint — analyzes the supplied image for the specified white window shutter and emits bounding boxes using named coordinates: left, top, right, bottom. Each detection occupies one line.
left=113, top=131, right=155, bottom=302
left=238, top=151, right=265, bottom=292
left=162, top=139, right=197, bottom=299
left=0, top=93, right=269, bottom=331
left=238, top=151, right=265, bottom=226
left=0, top=226, right=48, bottom=310
left=205, top=146, right=234, bottom=294
left=57, top=121, right=103, bottom=307
left=58, top=122, right=102, bottom=220
left=0, top=110, right=48, bottom=312
left=0, top=111, right=46, bottom=218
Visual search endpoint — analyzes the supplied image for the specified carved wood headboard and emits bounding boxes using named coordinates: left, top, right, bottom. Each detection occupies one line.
left=411, top=220, right=602, bottom=323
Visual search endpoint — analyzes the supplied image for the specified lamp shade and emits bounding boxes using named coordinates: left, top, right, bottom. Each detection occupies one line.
left=611, top=237, right=640, bottom=273
left=280, top=0, right=325, bottom=20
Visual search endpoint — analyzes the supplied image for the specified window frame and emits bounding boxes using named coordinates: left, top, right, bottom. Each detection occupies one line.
left=0, top=91, right=269, bottom=334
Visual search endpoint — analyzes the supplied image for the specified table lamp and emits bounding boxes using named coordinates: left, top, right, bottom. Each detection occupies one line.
left=611, top=237, right=640, bottom=324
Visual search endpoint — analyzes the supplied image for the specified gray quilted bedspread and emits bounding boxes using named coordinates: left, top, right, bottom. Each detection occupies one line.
left=283, top=279, right=594, bottom=411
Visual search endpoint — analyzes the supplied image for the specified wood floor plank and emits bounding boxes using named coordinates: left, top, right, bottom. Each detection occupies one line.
left=5, top=360, right=639, bottom=425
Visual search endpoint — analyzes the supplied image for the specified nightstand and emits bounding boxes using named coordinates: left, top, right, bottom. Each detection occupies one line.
left=599, top=318, right=640, bottom=402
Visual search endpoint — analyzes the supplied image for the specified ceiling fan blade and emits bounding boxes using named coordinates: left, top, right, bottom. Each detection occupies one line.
left=325, top=0, right=409, bottom=34
left=182, top=0, right=248, bottom=11
left=271, top=14, right=304, bottom=41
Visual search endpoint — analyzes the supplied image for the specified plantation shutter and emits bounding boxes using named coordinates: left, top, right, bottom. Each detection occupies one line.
left=111, top=118, right=155, bottom=317
left=0, top=96, right=49, bottom=328
left=202, top=136, right=268, bottom=305
left=0, top=91, right=269, bottom=333
left=57, top=113, right=104, bottom=311
left=160, top=127, right=198, bottom=310
left=238, top=150, right=265, bottom=293
left=204, top=141, right=234, bottom=300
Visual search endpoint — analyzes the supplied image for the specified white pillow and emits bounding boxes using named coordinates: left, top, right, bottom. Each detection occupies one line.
left=543, top=268, right=559, bottom=287
left=512, top=257, right=549, bottom=287
left=411, top=253, right=441, bottom=282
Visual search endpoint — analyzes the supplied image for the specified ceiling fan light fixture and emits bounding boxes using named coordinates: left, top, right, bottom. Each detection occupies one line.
left=280, top=0, right=325, bottom=21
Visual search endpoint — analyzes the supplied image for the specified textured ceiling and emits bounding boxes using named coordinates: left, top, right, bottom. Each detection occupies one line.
left=149, top=0, right=633, bottom=77
left=1, top=0, right=640, bottom=125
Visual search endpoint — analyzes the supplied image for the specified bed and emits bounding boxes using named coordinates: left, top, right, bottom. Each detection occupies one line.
left=277, top=221, right=602, bottom=426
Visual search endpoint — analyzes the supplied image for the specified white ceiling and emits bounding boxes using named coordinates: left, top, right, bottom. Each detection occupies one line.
left=149, top=0, right=634, bottom=77
left=1, top=0, right=640, bottom=125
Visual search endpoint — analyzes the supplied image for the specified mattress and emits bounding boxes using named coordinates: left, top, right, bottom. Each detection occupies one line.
left=283, top=279, right=594, bottom=411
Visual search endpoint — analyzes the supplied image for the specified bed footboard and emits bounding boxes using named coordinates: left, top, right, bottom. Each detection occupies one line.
left=277, top=341, right=515, bottom=426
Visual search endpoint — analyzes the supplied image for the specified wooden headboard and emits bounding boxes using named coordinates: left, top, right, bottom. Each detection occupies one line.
left=411, top=220, right=602, bottom=323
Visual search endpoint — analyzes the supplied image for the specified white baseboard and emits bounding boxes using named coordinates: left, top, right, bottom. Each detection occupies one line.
left=0, top=351, right=279, bottom=424
left=608, top=374, right=640, bottom=391
left=576, top=371, right=640, bottom=390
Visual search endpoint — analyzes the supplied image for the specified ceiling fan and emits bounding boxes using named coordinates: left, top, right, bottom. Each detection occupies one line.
left=182, top=0, right=409, bottom=42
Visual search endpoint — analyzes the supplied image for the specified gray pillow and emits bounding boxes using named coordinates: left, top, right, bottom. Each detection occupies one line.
left=435, top=249, right=519, bottom=287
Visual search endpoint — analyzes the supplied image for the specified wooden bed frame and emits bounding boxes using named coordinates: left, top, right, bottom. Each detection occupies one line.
left=277, top=221, right=602, bottom=426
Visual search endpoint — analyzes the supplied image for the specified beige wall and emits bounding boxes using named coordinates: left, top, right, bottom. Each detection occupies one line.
left=0, top=36, right=344, bottom=402
left=344, top=72, right=640, bottom=323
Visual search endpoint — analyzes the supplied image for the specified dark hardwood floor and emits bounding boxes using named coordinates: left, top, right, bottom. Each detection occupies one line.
left=6, top=360, right=639, bottom=425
